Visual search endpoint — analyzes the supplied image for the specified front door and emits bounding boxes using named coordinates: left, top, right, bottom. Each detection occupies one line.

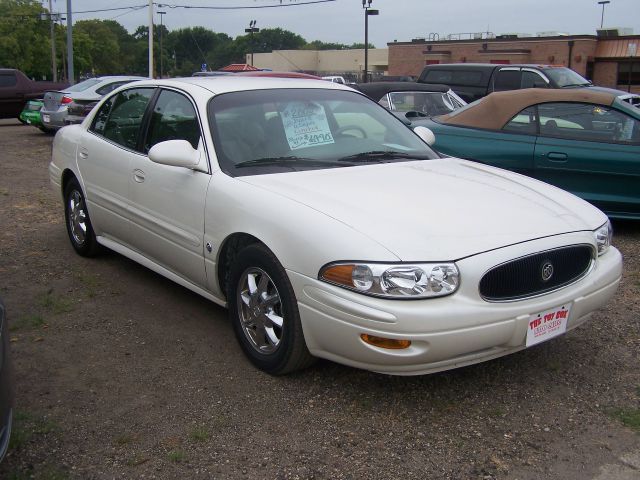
left=533, top=102, right=640, bottom=217
left=128, top=88, right=211, bottom=288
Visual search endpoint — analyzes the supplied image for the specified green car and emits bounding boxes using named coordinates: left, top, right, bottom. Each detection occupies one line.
left=417, top=88, right=640, bottom=220
left=19, top=99, right=50, bottom=132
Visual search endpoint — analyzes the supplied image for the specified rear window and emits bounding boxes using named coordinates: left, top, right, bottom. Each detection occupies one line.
left=65, top=78, right=102, bottom=93
left=423, top=70, right=484, bottom=86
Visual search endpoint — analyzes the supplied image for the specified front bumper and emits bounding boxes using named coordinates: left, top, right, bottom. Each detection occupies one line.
left=290, top=231, right=622, bottom=375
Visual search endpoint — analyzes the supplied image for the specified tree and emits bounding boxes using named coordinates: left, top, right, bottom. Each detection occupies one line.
left=0, top=0, right=52, bottom=79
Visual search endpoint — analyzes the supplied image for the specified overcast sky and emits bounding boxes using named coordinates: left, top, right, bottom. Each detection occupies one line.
left=53, top=0, right=640, bottom=47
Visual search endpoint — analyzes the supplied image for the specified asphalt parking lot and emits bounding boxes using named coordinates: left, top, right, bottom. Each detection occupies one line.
left=0, top=118, right=638, bottom=480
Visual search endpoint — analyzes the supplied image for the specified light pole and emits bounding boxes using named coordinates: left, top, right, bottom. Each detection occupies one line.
left=245, top=20, right=259, bottom=66
left=47, top=0, right=58, bottom=82
left=598, top=0, right=610, bottom=29
left=362, top=0, right=379, bottom=83
left=158, top=11, right=166, bottom=78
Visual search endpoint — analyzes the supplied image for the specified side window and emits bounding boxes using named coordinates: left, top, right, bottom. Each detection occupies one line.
left=144, top=89, right=200, bottom=153
left=503, top=106, right=537, bottom=135
left=521, top=71, right=547, bottom=89
left=90, top=97, right=115, bottom=136
left=0, top=73, right=17, bottom=87
left=91, top=88, right=154, bottom=151
left=378, top=94, right=390, bottom=109
left=538, top=102, right=640, bottom=143
left=494, top=69, right=522, bottom=91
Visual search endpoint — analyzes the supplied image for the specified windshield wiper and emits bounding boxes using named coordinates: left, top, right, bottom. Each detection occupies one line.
left=337, top=151, right=431, bottom=163
left=561, top=83, right=591, bottom=88
left=235, top=156, right=345, bottom=168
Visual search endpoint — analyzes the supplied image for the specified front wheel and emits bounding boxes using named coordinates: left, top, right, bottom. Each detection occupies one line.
left=228, top=244, right=315, bottom=375
left=64, top=178, right=100, bottom=257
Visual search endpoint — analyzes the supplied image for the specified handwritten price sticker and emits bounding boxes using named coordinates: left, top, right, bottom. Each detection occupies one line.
left=282, top=102, right=335, bottom=151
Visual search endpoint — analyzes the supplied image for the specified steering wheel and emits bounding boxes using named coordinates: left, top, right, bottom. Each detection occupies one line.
left=335, top=125, right=368, bottom=138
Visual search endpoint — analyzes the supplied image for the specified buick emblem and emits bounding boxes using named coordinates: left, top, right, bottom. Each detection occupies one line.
left=541, top=261, right=554, bottom=282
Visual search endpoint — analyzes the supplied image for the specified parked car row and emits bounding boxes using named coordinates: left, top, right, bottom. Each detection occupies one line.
left=18, top=75, right=144, bottom=133
left=417, top=62, right=640, bottom=107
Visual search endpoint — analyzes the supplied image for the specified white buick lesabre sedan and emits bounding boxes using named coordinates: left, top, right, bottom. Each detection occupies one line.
left=49, top=77, right=622, bottom=375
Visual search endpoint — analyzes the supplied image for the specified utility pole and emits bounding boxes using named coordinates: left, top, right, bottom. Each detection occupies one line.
left=158, top=11, right=166, bottom=78
left=66, top=0, right=74, bottom=84
left=48, top=0, right=57, bottom=82
left=148, top=0, right=154, bottom=78
left=362, top=0, right=379, bottom=83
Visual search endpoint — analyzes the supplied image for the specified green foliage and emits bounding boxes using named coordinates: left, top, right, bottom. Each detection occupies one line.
left=0, top=0, right=52, bottom=79
left=0, top=6, right=362, bottom=79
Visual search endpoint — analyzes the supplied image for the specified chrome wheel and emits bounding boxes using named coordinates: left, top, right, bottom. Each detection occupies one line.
left=237, top=267, right=284, bottom=354
left=68, top=189, right=87, bottom=246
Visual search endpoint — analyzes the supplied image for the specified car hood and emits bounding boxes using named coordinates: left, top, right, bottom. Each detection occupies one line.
left=239, top=158, right=606, bottom=260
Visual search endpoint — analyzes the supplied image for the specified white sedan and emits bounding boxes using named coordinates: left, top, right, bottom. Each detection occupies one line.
left=49, top=77, right=622, bottom=375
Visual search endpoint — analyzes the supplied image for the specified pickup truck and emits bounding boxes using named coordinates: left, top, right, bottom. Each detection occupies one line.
left=0, top=69, right=68, bottom=120
left=417, top=63, right=591, bottom=103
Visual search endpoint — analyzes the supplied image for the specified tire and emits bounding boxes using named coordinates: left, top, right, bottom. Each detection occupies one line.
left=39, top=126, right=55, bottom=135
left=228, top=244, right=315, bottom=375
left=64, top=178, right=100, bottom=257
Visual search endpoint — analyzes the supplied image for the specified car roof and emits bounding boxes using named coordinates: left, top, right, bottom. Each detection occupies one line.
left=129, top=76, right=353, bottom=95
left=437, top=88, right=617, bottom=130
left=354, top=82, right=451, bottom=99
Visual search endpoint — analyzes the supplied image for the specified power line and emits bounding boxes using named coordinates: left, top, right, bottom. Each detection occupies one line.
left=155, top=0, right=337, bottom=10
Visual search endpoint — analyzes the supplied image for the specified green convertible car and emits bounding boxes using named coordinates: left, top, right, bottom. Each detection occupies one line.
left=417, top=88, right=640, bottom=220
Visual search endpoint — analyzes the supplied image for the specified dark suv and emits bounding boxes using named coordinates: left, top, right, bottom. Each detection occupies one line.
left=417, top=63, right=591, bottom=103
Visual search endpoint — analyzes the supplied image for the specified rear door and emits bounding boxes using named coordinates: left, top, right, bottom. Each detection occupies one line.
left=128, top=88, right=211, bottom=288
left=533, top=102, right=640, bottom=217
left=78, top=87, right=156, bottom=245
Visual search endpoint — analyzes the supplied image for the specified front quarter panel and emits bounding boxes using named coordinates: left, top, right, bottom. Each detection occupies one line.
left=203, top=172, right=400, bottom=298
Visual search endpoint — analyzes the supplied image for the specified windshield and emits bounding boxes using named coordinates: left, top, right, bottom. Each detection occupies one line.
left=543, top=68, right=591, bottom=87
left=65, top=78, right=102, bottom=93
left=387, top=91, right=463, bottom=115
left=208, top=89, right=439, bottom=176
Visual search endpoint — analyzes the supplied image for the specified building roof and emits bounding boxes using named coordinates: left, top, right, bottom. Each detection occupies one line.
left=595, top=37, right=640, bottom=58
left=220, top=63, right=260, bottom=72
left=437, top=88, right=616, bottom=130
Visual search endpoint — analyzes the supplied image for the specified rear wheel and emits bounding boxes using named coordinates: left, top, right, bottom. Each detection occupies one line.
left=64, top=178, right=100, bottom=257
left=228, top=244, right=315, bottom=375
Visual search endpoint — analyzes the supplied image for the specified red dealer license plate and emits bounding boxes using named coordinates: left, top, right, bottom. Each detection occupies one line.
left=526, top=304, right=571, bottom=347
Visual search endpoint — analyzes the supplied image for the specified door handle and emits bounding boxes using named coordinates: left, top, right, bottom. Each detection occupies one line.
left=133, top=169, right=146, bottom=183
left=78, top=148, right=89, bottom=160
left=545, top=152, right=568, bottom=162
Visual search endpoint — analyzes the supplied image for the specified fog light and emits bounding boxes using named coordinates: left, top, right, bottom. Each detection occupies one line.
left=360, top=334, right=411, bottom=349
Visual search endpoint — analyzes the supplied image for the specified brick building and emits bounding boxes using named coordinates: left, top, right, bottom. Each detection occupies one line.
left=388, top=34, right=640, bottom=93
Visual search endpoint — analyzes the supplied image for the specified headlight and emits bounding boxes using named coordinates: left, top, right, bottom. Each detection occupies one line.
left=319, top=262, right=460, bottom=299
left=593, top=220, right=613, bottom=256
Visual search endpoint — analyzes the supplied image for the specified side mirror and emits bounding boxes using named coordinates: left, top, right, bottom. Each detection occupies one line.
left=148, top=140, right=201, bottom=169
left=532, top=81, right=549, bottom=88
left=413, top=126, right=436, bottom=146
